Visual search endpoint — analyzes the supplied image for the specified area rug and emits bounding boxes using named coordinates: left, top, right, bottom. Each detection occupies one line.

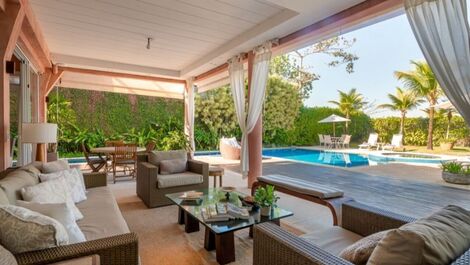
left=112, top=181, right=304, bottom=265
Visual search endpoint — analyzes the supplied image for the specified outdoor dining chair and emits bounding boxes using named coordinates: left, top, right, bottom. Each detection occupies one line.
left=318, top=134, right=325, bottom=147
left=112, top=144, right=137, bottom=183
left=323, top=135, right=334, bottom=149
left=81, top=142, right=107, bottom=172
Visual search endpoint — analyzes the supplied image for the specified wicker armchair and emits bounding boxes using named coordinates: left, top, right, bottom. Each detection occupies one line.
left=253, top=201, right=470, bottom=265
left=13, top=172, right=139, bottom=265
left=219, top=138, right=241, bottom=160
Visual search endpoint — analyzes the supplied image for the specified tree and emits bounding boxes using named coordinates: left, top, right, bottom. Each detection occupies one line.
left=395, top=61, right=442, bottom=150
left=329, top=88, right=367, bottom=132
left=378, top=87, right=424, bottom=143
left=270, top=36, right=358, bottom=99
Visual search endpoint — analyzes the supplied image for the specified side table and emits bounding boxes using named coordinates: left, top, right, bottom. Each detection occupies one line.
left=209, top=166, right=224, bottom=188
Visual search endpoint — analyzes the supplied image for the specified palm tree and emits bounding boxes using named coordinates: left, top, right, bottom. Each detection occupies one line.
left=329, top=88, right=367, bottom=132
left=379, top=87, right=424, bottom=144
left=395, top=61, right=442, bottom=150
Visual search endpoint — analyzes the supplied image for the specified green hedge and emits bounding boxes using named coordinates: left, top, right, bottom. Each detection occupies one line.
left=287, top=107, right=373, bottom=146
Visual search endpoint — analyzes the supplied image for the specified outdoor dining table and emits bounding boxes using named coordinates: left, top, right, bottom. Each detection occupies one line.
left=90, top=146, right=146, bottom=154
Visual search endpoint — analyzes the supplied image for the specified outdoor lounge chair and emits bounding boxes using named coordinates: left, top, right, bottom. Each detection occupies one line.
left=219, top=137, right=241, bottom=160
left=382, top=134, right=403, bottom=151
left=253, top=201, right=470, bottom=265
left=252, top=175, right=353, bottom=226
left=358, top=133, right=378, bottom=149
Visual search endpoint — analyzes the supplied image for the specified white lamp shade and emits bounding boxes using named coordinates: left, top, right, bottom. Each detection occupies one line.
left=22, top=123, right=58, bottom=144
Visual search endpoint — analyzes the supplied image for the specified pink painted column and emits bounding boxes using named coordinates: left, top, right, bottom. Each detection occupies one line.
left=247, top=51, right=262, bottom=188
left=0, top=2, right=24, bottom=170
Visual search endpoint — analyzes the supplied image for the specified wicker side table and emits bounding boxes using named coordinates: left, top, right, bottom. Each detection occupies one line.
left=209, top=166, right=224, bottom=188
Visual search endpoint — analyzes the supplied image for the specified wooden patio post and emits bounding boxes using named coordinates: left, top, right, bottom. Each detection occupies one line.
left=247, top=51, right=262, bottom=188
left=0, top=2, right=24, bottom=170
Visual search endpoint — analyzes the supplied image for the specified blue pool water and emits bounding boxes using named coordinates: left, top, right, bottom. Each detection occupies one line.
left=67, top=148, right=448, bottom=167
left=262, top=148, right=370, bottom=167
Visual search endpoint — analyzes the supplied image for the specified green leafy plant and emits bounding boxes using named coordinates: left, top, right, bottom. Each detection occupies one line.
left=253, top=185, right=279, bottom=208
left=441, top=162, right=470, bottom=175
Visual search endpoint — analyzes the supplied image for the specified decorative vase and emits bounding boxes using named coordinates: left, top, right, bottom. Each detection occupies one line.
left=260, top=206, right=271, bottom=217
left=442, top=171, right=470, bottom=185
left=440, top=142, right=454, bottom=151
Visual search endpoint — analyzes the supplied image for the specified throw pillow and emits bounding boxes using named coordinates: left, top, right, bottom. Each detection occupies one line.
left=149, top=150, right=187, bottom=166
left=16, top=201, right=86, bottom=244
left=21, top=177, right=83, bottom=221
left=0, top=244, right=17, bottom=265
left=0, top=205, right=68, bottom=254
left=368, top=205, right=470, bottom=265
left=39, top=168, right=87, bottom=203
left=339, top=230, right=391, bottom=265
left=159, top=159, right=187, bottom=175
left=42, top=160, right=70, bottom=174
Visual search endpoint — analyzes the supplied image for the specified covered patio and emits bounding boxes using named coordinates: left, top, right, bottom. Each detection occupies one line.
left=1, top=0, right=404, bottom=186
left=2, top=0, right=470, bottom=265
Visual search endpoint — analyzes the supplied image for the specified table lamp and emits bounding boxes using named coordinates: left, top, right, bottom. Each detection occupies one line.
left=21, top=123, right=58, bottom=162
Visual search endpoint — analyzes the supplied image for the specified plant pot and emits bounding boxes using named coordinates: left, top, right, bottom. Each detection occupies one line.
left=440, top=142, right=455, bottom=151
left=260, top=206, right=271, bottom=217
left=442, top=171, right=470, bottom=185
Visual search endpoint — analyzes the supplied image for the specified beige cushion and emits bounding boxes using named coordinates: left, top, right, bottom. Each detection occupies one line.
left=0, top=205, right=69, bottom=254
left=157, top=172, right=203, bottom=188
left=20, top=161, right=43, bottom=176
left=300, top=226, right=362, bottom=255
left=0, top=244, right=18, bottom=265
left=76, top=186, right=129, bottom=241
left=368, top=205, right=470, bottom=265
left=339, top=230, right=391, bottom=265
left=0, top=170, right=39, bottom=204
left=259, top=174, right=344, bottom=199
left=42, top=160, right=70, bottom=174
left=16, top=201, right=86, bottom=244
left=160, top=159, right=187, bottom=175
left=149, top=150, right=187, bottom=166
left=21, top=177, right=84, bottom=221
left=0, top=189, right=9, bottom=205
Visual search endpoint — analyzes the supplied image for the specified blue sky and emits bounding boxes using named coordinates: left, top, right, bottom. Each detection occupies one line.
left=301, top=13, right=429, bottom=117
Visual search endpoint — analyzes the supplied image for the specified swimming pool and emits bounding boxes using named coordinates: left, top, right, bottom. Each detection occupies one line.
left=262, top=148, right=370, bottom=167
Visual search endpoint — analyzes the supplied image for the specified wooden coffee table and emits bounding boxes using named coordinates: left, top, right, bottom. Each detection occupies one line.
left=166, top=188, right=293, bottom=264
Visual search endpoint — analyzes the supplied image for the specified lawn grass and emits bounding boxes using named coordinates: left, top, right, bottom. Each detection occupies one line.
left=400, top=145, right=470, bottom=156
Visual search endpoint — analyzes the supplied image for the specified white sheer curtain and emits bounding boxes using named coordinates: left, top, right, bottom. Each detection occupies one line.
left=228, top=42, right=272, bottom=177
left=184, top=78, right=195, bottom=158
left=405, top=0, right=470, bottom=124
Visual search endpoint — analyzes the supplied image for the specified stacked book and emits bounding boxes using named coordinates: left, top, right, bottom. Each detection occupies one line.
left=179, top=191, right=204, bottom=205
left=202, top=203, right=250, bottom=223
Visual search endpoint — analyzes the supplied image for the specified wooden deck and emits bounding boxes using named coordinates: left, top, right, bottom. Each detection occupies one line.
left=223, top=161, right=470, bottom=218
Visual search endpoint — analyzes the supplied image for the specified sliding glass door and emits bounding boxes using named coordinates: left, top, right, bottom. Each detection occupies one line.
left=10, top=48, right=39, bottom=166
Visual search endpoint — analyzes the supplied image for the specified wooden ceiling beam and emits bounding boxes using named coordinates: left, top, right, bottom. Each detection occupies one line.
left=194, top=0, right=403, bottom=82
left=59, top=66, right=187, bottom=84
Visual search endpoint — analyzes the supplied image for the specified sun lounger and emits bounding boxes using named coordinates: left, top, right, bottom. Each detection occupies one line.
left=382, top=134, right=403, bottom=151
left=358, top=133, right=378, bottom=149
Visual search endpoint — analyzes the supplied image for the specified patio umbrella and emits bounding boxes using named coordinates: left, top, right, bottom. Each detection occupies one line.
left=318, top=114, right=350, bottom=136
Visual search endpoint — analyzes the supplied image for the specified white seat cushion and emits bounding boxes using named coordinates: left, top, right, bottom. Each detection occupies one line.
left=300, top=226, right=363, bottom=255
left=259, top=175, right=344, bottom=199
left=157, top=172, right=203, bottom=188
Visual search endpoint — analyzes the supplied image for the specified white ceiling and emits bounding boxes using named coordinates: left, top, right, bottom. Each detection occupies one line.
left=30, top=0, right=366, bottom=79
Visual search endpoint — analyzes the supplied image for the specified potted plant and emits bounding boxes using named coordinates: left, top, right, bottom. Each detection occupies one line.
left=253, top=185, right=279, bottom=216
left=441, top=161, right=470, bottom=185
left=440, top=137, right=457, bottom=151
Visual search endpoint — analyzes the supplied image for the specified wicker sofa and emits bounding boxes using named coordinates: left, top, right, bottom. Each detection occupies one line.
left=136, top=150, right=209, bottom=208
left=253, top=201, right=470, bottom=265
left=0, top=164, right=139, bottom=265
